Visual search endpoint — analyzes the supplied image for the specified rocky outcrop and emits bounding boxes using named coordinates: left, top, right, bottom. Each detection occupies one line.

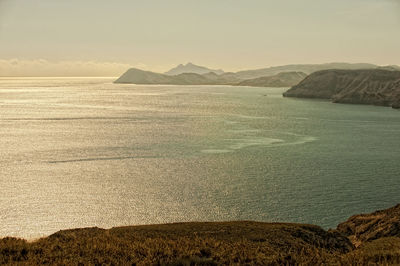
left=237, top=72, right=307, bottom=87
left=337, top=204, right=400, bottom=247
left=283, top=69, right=400, bottom=109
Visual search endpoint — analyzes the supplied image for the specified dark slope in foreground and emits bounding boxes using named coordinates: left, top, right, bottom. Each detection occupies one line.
left=283, top=69, right=400, bottom=109
left=2, top=205, right=400, bottom=265
left=0, top=222, right=353, bottom=265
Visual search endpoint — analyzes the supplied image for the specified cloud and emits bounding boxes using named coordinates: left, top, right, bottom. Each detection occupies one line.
left=0, top=59, right=136, bottom=77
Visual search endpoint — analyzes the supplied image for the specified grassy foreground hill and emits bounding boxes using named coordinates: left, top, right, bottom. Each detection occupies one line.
left=1, top=205, right=400, bottom=265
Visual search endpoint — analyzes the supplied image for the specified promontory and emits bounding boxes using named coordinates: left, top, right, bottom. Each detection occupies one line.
left=283, top=69, right=400, bottom=109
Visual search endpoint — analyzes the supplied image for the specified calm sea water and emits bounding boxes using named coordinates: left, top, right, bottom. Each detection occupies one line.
left=1, top=77, right=400, bottom=239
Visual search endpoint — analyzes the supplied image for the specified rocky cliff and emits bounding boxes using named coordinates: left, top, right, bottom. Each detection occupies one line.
left=283, top=69, right=400, bottom=109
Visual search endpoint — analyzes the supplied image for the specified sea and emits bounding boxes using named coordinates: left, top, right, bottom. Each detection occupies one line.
left=1, top=77, right=399, bottom=239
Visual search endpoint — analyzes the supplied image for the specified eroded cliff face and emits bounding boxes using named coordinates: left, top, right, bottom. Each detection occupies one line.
left=337, top=204, right=400, bottom=247
left=283, top=69, right=400, bottom=109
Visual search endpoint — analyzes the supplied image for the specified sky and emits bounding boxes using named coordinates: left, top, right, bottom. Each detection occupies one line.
left=0, top=0, right=399, bottom=76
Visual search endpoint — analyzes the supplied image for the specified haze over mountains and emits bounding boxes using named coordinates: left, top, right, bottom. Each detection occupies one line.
left=237, top=72, right=307, bottom=88
left=116, top=62, right=400, bottom=88
left=164, top=62, right=224, bottom=76
left=115, top=68, right=307, bottom=87
left=233, top=63, right=400, bottom=80
left=115, top=63, right=400, bottom=109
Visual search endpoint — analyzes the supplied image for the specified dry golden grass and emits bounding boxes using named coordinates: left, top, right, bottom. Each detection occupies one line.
left=1, top=221, right=399, bottom=265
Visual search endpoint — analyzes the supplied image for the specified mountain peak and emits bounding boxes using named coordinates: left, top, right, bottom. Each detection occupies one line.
left=165, top=63, right=224, bottom=76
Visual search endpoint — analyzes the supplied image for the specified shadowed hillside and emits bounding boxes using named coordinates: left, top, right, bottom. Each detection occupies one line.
left=283, top=69, right=400, bottom=109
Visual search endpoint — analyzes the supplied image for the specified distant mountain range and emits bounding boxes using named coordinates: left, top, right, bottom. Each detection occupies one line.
left=234, top=63, right=400, bottom=80
left=237, top=72, right=307, bottom=87
left=164, top=63, right=224, bottom=76
left=115, top=62, right=400, bottom=88
left=115, top=68, right=227, bottom=85
left=115, top=68, right=307, bottom=88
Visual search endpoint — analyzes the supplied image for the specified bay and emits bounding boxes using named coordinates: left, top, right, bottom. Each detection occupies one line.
left=1, top=77, right=399, bottom=239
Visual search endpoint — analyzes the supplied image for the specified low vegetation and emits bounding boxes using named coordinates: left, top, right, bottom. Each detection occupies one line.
left=1, top=205, right=400, bottom=265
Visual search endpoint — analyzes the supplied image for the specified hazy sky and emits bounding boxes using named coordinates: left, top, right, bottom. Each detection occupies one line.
left=0, top=0, right=399, bottom=76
